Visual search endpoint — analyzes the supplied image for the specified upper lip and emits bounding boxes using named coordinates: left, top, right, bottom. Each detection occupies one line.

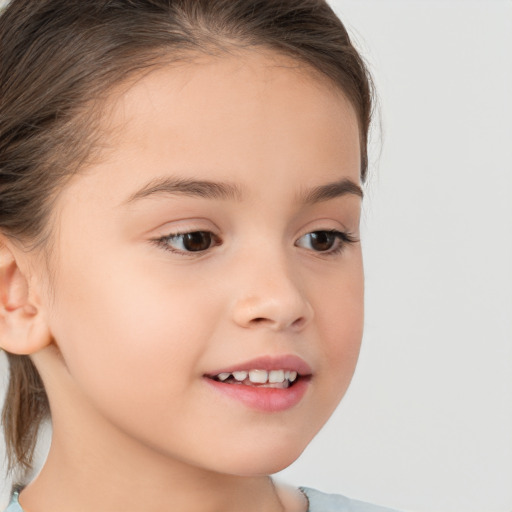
left=206, top=354, right=312, bottom=377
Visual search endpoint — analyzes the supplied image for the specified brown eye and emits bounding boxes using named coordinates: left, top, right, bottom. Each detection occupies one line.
left=307, top=231, right=336, bottom=251
left=295, top=230, right=351, bottom=254
left=159, top=231, right=217, bottom=253
left=181, top=232, right=213, bottom=252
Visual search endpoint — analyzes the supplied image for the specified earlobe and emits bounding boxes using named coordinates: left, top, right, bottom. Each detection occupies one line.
left=0, top=238, right=52, bottom=355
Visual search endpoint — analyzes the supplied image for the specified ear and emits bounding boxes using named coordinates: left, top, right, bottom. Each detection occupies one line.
left=0, top=237, right=52, bottom=355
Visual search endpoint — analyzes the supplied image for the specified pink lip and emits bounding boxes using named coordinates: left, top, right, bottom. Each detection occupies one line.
left=205, top=377, right=310, bottom=413
left=204, top=354, right=312, bottom=413
left=206, top=354, right=312, bottom=377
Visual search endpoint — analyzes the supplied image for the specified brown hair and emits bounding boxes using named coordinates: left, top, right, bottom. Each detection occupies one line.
left=0, top=0, right=373, bottom=472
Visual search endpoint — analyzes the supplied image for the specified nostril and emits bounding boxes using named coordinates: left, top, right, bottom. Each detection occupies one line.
left=233, top=295, right=313, bottom=330
left=248, top=315, right=306, bottom=330
left=250, top=317, right=268, bottom=325
left=291, top=317, right=306, bottom=329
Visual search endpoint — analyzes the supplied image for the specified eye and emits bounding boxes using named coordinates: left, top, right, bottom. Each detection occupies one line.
left=155, top=231, right=220, bottom=254
left=295, top=230, right=357, bottom=254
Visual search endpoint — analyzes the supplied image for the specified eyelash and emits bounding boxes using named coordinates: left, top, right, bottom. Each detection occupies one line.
left=153, top=231, right=222, bottom=255
left=152, top=229, right=358, bottom=257
left=295, top=229, right=358, bottom=256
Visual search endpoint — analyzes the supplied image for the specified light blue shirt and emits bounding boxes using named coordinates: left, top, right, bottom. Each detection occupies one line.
left=6, top=486, right=400, bottom=511
left=300, top=487, right=400, bottom=512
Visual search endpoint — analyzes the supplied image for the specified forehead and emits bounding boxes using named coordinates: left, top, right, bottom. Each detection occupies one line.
left=52, top=49, right=362, bottom=229
left=97, top=50, right=361, bottom=181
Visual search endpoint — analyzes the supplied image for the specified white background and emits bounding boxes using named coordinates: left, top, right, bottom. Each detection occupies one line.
left=1, top=1, right=511, bottom=511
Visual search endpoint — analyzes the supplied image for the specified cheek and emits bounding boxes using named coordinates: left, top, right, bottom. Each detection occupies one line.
left=46, top=249, right=219, bottom=412
left=313, top=256, right=364, bottom=401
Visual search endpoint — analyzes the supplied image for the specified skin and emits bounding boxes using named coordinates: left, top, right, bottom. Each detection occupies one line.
left=0, top=50, right=363, bottom=511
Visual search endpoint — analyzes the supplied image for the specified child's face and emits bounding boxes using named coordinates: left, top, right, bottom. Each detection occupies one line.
left=39, top=51, right=363, bottom=475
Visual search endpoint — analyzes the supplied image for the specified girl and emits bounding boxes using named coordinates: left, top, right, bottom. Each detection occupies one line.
left=0, top=0, right=398, bottom=510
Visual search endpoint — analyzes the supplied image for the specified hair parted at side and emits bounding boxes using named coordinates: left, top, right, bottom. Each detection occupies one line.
left=0, top=0, right=374, bottom=472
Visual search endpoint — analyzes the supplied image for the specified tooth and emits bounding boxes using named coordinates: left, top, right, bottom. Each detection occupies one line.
left=217, top=373, right=230, bottom=381
left=289, top=371, right=298, bottom=382
left=268, top=370, right=285, bottom=383
left=248, top=369, right=268, bottom=384
left=284, top=371, right=290, bottom=380
left=233, top=371, right=248, bottom=381
left=266, top=381, right=287, bottom=389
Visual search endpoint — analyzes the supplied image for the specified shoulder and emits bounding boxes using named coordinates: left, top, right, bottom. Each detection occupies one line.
left=300, top=487, right=401, bottom=512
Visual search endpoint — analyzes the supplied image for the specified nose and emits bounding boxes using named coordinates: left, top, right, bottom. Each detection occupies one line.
left=230, top=256, right=314, bottom=332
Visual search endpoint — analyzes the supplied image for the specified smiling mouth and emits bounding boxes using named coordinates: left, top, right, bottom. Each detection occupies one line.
left=205, top=357, right=312, bottom=411
left=208, top=369, right=302, bottom=389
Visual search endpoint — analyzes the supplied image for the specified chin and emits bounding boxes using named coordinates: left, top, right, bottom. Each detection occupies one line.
left=217, top=440, right=308, bottom=477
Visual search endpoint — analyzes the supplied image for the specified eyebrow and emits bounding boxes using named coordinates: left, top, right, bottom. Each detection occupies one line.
left=122, top=175, right=363, bottom=206
left=123, top=176, right=243, bottom=205
left=299, top=178, right=363, bottom=203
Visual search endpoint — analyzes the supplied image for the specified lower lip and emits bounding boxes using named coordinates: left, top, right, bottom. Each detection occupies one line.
left=205, top=377, right=310, bottom=412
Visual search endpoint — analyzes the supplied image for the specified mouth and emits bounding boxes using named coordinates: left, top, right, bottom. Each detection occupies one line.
left=204, top=355, right=312, bottom=412
left=207, top=369, right=301, bottom=389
